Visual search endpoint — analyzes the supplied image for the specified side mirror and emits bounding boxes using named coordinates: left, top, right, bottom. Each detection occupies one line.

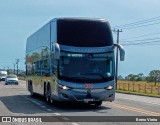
left=54, top=43, right=60, bottom=60
left=51, top=44, right=54, bottom=52
left=114, top=44, right=125, bottom=61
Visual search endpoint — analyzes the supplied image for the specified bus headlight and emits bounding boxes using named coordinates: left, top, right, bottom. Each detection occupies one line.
left=105, top=85, right=114, bottom=90
left=58, top=84, right=71, bottom=90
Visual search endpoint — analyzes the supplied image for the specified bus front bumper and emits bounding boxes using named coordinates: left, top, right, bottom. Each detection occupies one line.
left=52, top=88, right=115, bottom=102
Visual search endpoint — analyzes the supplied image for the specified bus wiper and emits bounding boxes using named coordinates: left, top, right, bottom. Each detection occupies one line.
left=80, top=73, right=108, bottom=80
left=70, top=76, right=91, bottom=80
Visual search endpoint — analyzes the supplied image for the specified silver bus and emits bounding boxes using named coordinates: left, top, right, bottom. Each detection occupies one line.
left=26, top=18, right=125, bottom=106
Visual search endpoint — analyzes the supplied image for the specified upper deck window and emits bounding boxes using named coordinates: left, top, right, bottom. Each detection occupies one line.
left=57, top=19, right=113, bottom=47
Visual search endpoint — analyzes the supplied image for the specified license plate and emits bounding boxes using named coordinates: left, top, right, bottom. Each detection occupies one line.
left=84, top=98, right=94, bottom=102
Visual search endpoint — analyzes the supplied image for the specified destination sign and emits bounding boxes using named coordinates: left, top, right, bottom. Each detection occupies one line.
left=60, top=45, right=114, bottom=53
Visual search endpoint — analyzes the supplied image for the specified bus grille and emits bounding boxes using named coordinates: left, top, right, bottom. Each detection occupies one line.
left=72, top=88, right=106, bottom=94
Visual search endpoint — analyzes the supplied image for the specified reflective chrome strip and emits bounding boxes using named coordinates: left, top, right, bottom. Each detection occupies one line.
left=59, top=45, right=114, bottom=53
left=72, top=88, right=106, bottom=94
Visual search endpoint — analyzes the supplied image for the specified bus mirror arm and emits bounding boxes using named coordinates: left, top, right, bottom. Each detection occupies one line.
left=114, top=44, right=125, bottom=61
left=54, top=43, right=60, bottom=60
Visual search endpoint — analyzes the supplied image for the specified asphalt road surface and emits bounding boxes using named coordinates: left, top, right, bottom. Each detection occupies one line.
left=0, top=80, right=159, bottom=125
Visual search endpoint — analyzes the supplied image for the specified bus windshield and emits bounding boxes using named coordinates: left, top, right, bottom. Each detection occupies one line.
left=59, top=51, right=114, bottom=83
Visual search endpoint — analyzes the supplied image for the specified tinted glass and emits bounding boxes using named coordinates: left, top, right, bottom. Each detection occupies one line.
left=57, top=19, right=113, bottom=47
left=59, top=51, right=114, bottom=83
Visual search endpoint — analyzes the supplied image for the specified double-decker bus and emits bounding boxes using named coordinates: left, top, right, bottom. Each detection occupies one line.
left=26, top=18, right=125, bottom=106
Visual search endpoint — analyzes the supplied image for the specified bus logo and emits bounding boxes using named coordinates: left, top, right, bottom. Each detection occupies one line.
left=84, top=84, right=93, bottom=88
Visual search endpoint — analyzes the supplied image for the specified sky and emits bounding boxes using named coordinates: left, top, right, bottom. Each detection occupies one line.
left=0, top=0, right=160, bottom=77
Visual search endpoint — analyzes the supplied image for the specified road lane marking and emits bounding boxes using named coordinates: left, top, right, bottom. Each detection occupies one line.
left=72, top=123, right=79, bottom=125
left=35, top=102, right=41, bottom=106
left=47, top=109, right=53, bottom=112
left=24, top=97, right=30, bottom=100
left=32, top=101, right=41, bottom=106
left=24, top=97, right=58, bottom=113
left=41, top=106, right=46, bottom=108
left=54, top=113, right=61, bottom=116
left=31, top=100, right=37, bottom=103
left=106, top=102, right=160, bottom=116
left=62, top=117, right=70, bottom=121
left=112, top=103, right=160, bottom=116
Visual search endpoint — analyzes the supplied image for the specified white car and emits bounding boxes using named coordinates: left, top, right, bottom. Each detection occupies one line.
left=0, top=71, right=7, bottom=81
left=5, top=74, right=19, bottom=85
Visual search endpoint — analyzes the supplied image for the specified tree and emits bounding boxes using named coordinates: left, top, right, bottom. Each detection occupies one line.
left=137, top=73, right=145, bottom=81
left=125, top=73, right=145, bottom=81
left=118, top=75, right=124, bottom=80
left=148, top=70, right=160, bottom=86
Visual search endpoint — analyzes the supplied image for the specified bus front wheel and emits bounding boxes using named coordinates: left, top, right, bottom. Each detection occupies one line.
left=29, top=81, right=35, bottom=97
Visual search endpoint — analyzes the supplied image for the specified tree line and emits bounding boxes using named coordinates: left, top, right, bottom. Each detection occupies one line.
left=118, top=70, right=160, bottom=86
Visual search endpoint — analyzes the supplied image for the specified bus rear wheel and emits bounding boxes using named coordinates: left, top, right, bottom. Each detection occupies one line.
left=45, top=83, right=52, bottom=104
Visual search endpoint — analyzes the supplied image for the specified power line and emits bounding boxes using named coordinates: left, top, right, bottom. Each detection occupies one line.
left=121, top=37, right=160, bottom=43
left=122, top=44, right=160, bottom=46
left=121, top=32, right=160, bottom=40
left=114, top=16, right=160, bottom=28
left=16, top=59, right=20, bottom=76
left=113, top=16, right=160, bottom=30
left=120, top=21, right=160, bottom=29
left=122, top=40, right=160, bottom=46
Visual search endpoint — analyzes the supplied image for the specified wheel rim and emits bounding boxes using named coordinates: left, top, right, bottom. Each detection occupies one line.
left=46, top=91, right=51, bottom=104
left=45, top=84, right=51, bottom=104
left=50, top=99, right=53, bottom=104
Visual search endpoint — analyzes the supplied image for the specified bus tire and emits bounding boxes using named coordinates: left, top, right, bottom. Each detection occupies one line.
left=44, top=82, right=46, bottom=98
left=45, top=83, right=51, bottom=104
left=29, top=81, right=35, bottom=97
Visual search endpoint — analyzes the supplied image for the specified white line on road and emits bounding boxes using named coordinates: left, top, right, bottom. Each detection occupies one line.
left=41, top=106, right=46, bottom=108
left=31, top=100, right=37, bottom=103
left=24, top=97, right=42, bottom=105
left=34, top=102, right=41, bottom=106
left=62, top=117, right=70, bottom=121
left=46, top=109, right=53, bottom=112
left=72, top=123, right=79, bottom=125
left=24, top=97, right=30, bottom=100
left=54, top=113, right=61, bottom=116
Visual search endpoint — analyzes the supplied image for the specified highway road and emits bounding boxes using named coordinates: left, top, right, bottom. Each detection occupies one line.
left=0, top=80, right=159, bottom=125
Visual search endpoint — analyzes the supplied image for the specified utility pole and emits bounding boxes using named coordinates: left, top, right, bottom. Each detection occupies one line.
left=16, top=59, right=20, bottom=76
left=113, top=29, right=122, bottom=89
left=7, top=67, right=9, bottom=74
left=13, top=63, right=15, bottom=74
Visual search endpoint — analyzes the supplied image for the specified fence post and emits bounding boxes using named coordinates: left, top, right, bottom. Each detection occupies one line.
left=138, top=84, right=140, bottom=93
left=123, top=83, right=125, bottom=91
left=128, top=83, right=129, bottom=91
left=133, top=83, right=134, bottom=92
left=151, top=85, right=153, bottom=94
left=144, top=84, right=146, bottom=93
left=158, top=86, right=160, bottom=95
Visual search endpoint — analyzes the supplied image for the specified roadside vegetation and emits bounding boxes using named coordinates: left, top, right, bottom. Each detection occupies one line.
left=117, top=70, right=160, bottom=97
